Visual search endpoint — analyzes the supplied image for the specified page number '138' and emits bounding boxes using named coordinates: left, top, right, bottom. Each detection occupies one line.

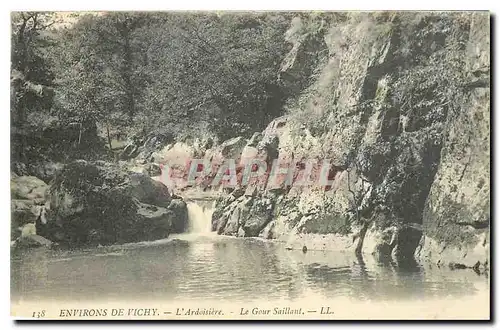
left=32, top=310, right=46, bottom=318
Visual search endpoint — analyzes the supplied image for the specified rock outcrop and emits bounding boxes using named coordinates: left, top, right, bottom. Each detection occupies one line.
left=11, top=175, right=48, bottom=241
left=15, top=234, right=54, bottom=249
left=119, top=131, right=175, bottom=162
left=210, top=12, right=490, bottom=268
left=415, top=13, right=490, bottom=269
left=214, top=191, right=279, bottom=237
left=40, top=160, right=189, bottom=246
left=11, top=175, right=48, bottom=201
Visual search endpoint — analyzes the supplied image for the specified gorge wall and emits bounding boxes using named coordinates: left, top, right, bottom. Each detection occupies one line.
left=204, top=12, right=490, bottom=269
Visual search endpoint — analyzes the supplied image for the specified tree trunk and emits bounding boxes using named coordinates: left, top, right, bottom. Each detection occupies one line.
left=355, top=221, right=369, bottom=256
left=121, top=28, right=135, bottom=118
left=106, top=121, right=112, bottom=150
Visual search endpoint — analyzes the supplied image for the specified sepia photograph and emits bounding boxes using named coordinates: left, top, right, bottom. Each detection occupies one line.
left=9, top=10, right=490, bottom=320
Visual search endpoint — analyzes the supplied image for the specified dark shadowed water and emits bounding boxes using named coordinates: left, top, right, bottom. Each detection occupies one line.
left=11, top=231, right=488, bottom=304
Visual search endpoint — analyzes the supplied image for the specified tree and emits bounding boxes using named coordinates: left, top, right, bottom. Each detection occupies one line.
left=51, top=13, right=144, bottom=150
left=135, top=12, right=291, bottom=140
left=16, top=12, right=293, bottom=163
left=11, top=12, right=56, bottom=163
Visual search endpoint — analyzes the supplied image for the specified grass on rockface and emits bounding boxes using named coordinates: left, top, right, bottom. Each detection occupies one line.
left=300, top=212, right=352, bottom=235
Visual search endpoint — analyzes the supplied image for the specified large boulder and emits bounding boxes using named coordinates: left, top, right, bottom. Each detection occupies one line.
left=15, top=234, right=54, bottom=249
left=10, top=175, right=48, bottom=241
left=11, top=176, right=48, bottom=201
left=42, top=160, right=188, bottom=246
left=167, top=198, right=189, bottom=233
left=11, top=199, right=44, bottom=239
left=125, top=173, right=171, bottom=207
left=11, top=200, right=42, bottom=224
left=12, top=222, right=54, bottom=249
left=27, top=162, right=64, bottom=184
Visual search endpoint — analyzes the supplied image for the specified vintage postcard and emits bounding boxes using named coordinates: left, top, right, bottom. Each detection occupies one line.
left=10, top=10, right=490, bottom=320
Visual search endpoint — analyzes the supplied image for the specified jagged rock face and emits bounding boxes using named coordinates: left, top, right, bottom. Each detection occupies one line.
left=279, top=16, right=329, bottom=95
left=211, top=12, right=490, bottom=266
left=214, top=192, right=278, bottom=237
left=218, top=136, right=247, bottom=160
left=41, top=160, right=188, bottom=246
left=119, top=131, right=175, bottom=161
left=417, top=13, right=490, bottom=268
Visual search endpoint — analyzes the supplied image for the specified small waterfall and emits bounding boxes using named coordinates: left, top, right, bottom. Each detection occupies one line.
left=186, top=200, right=215, bottom=234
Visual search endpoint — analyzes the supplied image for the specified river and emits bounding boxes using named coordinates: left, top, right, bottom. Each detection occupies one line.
left=11, top=199, right=489, bottom=318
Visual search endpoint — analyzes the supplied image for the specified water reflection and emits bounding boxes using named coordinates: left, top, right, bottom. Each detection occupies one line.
left=302, top=253, right=481, bottom=301
left=11, top=235, right=487, bottom=304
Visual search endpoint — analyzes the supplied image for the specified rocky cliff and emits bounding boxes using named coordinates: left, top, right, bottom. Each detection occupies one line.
left=209, top=12, right=490, bottom=269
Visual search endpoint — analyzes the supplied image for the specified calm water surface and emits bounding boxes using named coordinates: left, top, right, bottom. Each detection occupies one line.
left=11, top=231, right=488, bottom=304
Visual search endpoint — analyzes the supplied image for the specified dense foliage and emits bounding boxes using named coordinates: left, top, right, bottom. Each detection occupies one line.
left=11, top=11, right=292, bottom=168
